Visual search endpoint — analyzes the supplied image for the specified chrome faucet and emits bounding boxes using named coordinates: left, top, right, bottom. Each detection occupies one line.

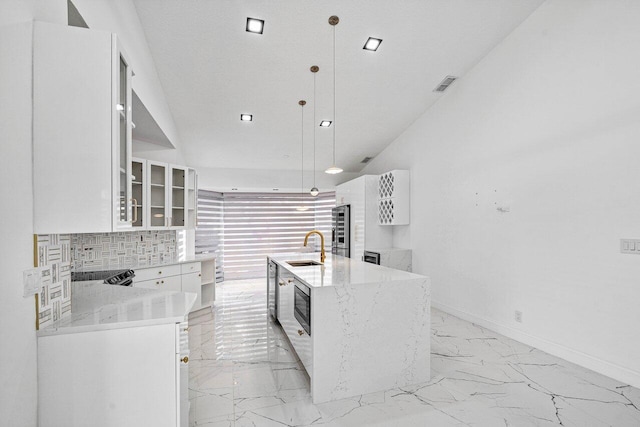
left=303, top=230, right=326, bottom=263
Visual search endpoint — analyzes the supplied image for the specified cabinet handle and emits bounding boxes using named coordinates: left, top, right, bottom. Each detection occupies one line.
left=278, top=280, right=287, bottom=286
left=156, top=281, right=160, bottom=285
left=298, top=329, right=305, bottom=336
left=198, top=273, right=201, bottom=277
left=131, top=198, right=138, bottom=223
left=158, top=271, right=162, bottom=275
left=161, top=280, right=164, bottom=284
left=288, top=279, right=293, bottom=283
left=181, top=356, right=189, bottom=364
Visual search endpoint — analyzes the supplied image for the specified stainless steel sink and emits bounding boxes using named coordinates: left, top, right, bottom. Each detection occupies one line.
left=286, top=260, right=323, bottom=267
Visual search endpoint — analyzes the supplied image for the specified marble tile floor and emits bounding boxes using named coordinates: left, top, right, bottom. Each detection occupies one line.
left=187, top=279, right=640, bottom=426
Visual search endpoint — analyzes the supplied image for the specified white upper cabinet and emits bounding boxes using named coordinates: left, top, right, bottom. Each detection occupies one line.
left=134, top=159, right=194, bottom=230
left=377, top=170, right=410, bottom=225
left=33, top=22, right=134, bottom=234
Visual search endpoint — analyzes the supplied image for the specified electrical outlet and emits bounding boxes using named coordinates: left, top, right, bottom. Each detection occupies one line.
left=515, top=310, right=523, bottom=323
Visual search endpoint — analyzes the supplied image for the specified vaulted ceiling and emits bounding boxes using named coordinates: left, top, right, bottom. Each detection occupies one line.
left=132, top=0, right=544, bottom=173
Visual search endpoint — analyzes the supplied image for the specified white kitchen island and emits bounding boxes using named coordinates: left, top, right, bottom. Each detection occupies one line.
left=37, top=281, right=196, bottom=427
left=268, top=253, right=431, bottom=404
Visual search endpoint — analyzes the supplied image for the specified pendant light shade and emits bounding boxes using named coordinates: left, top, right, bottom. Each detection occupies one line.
left=325, top=15, right=342, bottom=175
left=325, top=166, right=343, bottom=174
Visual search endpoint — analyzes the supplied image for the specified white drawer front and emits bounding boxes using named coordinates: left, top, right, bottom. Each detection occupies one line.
left=133, top=264, right=181, bottom=282
left=135, top=275, right=182, bottom=292
left=180, top=262, right=201, bottom=275
left=283, top=319, right=312, bottom=375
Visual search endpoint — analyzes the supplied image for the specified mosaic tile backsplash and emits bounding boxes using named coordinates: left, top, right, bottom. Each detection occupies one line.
left=36, top=234, right=72, bottom=329
left=71, top=230, right=177, bottom=270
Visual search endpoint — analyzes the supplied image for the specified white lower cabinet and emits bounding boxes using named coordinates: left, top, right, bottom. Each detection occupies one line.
left=133, top=263, right=203, bottom=311
left=38, top=322, right=187, bottom=427
left=276, top=270, right=312, bottom=374
left=181, top=262, right=202, bottom=310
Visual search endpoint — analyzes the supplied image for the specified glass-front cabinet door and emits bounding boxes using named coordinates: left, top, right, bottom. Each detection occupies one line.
left=148, top=161, right=168, bottom=229
left=187, top=168, right=198, bottom=229
left=131, top=158, right=145, bottom=228
left=113, top=36, right=133, bottom=230
left=170, top=165, right=187, bottom=229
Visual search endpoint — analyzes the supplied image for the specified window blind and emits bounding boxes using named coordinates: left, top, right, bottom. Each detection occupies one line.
left=195, top=190, right=224, bottom=282
left=222, top=192, right=335, bottom=280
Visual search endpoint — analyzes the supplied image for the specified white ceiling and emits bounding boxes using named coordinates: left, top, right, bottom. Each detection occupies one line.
left=132, top=0, right=544, bottom=173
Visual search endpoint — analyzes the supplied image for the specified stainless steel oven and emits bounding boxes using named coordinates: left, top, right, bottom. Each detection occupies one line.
left=294, top=280, right=311, bottom=335
left=331, top=204, right=350, bottom=258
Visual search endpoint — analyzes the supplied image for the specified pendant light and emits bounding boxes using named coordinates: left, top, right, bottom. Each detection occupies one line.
left=296, top=100, right=309, bottom=211
left=325, top=15, right=343, bottom=175
left=310, top=65, right=320, bottom=196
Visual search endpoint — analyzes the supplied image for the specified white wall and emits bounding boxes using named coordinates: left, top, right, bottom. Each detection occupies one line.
left=363, top=0, right=640, bottom=387
left=197, top=166, right=358, bottom=193
left=0, top=16, right=37, bottom=427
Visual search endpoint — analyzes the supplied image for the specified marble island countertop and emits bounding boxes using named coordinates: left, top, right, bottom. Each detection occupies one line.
left=37, top=281, right=196, bottom=337
left=268, top=252, right=426, bottom=289
left=73, top=253, right=216, bottom=273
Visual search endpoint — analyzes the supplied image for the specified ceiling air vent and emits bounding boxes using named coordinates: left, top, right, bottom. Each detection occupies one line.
left=434, top=75, right=457, bottom=92
left=361, top=156, right=373, bottom=164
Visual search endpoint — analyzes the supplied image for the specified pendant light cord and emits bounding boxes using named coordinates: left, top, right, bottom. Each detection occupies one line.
left=313, top=73, right=316, bottom=187
left=332, top=23, right=336, bottom=166
left=301, top=104, right=304, bottom=198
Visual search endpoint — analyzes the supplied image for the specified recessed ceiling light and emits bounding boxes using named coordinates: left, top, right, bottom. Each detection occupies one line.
left=363, top=37, right=382, bottom=51
left=246, top=18, right=264, bottom=34
left=319, top=121, right=332, bottom=127
left=240, top=114, right=253, bottom=121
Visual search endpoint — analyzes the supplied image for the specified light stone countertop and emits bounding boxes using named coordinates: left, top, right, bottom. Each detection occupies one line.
left=37, top=280, right=196, bottom=337
left=268, top=252, right=426, bottom=289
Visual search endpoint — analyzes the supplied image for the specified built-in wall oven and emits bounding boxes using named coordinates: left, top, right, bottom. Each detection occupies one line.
left=331, top=204, right=350, bottom=258
left=294, top=279, right=311, bottom=335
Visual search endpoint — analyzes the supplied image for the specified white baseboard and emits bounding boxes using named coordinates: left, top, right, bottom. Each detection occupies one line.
left=432, top=300, right=640, bottom=389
